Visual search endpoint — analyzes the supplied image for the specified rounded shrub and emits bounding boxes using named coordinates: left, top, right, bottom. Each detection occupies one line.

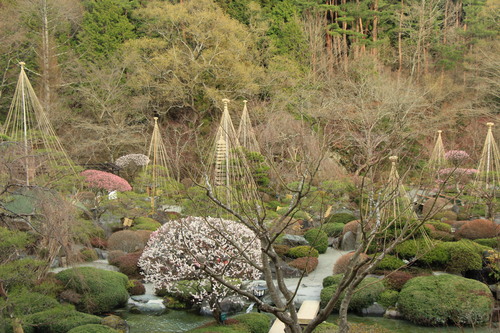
left=394, top=239, right=449, bottom=267
left=473, top=238, right=498, bottom=248
left=90, top=237, right=108, bottom=249
left=289, top=257, right=319, bottom=274
left=427, top=221, right=452, bottom=232
left=135, top=230, right=153, bottom=245
left=232, top=313, right=270, bottom=333
left=287, top=245, right=319, bottom=258
left=127, top=280, right=146, bottom=295
left=80, top=248, right=98, bottom=262
left=68, top=324, right=119, bottom=333
left=55, top=267, right=129, bottom=314
left=7, top=289, right=59, bottom=316
left=321, top=223, right=345, bottom=237
left=433, top=211, right=457, bottom=221
left=457, top=219, right=499, bottom=240
left=272, top=244, right=290, bottom=258
left=131, top=217, right=161, bottom=231
left=373, top=255, right=406, bottom=271
left=23, top=305, right=102, bottom=333
left=323, top=274, right=344, bottom=288
left=325, top=213, right=357, bottom=224
left=398, top=274, right=493, bottom=326
left=304, top=228, right=328, bottom=254
left=333, top=252, right=368, bottom=275
left=442, top=240, right=482, bottom=273
left=378, top=290, right=399, bottom=308
left=320, top=277, right=385, bottom=311
left=107, top=250, right=126, bottom=265
left=383, top=271, right=413, bottom=291
left=112, top=251, right=142, bottom=277
left=107, top=230, right=144, bottom=253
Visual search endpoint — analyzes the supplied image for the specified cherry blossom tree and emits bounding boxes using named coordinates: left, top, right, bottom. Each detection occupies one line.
left=138, top=216, right=261, bottom=322
left=80, top=169, right=132, bottom=192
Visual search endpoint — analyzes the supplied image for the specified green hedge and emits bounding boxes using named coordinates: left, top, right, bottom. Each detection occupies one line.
left=321, top=223, right=345, bottom=237
left=232, top=313, right=270, bottom=333
left=22, top=305, right=102, bottom=333
left=378, top=290, right=399, bottom=308
left=131, top=217, right=161, bottom=231
left=68, top=324, right=119, bottom=333
left=398, top=274, right=493, bottom=326
left=304, top=229, right=329, bottom=254
left=320, top=276, right=385, bottom=311
left=56, top=267, right=129, bottom=314
left=325, top=213, right=357, bottom=224
left=287, top=245, right=319, bottom=258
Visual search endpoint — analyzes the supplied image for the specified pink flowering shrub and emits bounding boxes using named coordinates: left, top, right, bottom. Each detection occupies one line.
left=81, top=169, right=132, bottom=192
left=115, top=154, right=150, bottom=168
left=437, top=168, right=478, bottom=191
left=445, top=150, right=470, bottom=166
left=139, top=216, right=261, bottom=316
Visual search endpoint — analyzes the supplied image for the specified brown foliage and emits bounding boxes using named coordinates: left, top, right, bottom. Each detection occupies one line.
left=272, top=244, right=291, bottom=258
left=60, top=289, right=82, bottom=304
left=333, top=252, right=368, bottom=275
left=134, top=230, right=152, bottom=246
left=289, top=257, right=319, bottom=274
left=107, top=250, right=126, bottom=265
left=90, top=237, right=108, bottom=249
left=108, top=230, right=144, bottom=253
left=343, top=220, right=360, bottom=235
left=128, top=280, right=146, bottom=295
left=457, top=219, right=499, bottom=240
left=384, top=271, right=413, bottom=291
left=113, top=251, right=142, bottom=277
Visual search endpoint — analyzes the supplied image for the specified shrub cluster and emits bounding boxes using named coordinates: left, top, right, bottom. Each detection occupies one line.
left=442, top=240, right=482, bottom=273
left=398, top=274, right=493, bottom=326
left=68, top=324, right=119, bottom=333
left=383, top=271, right=413, bottom=291
left=107, top=230, right=145, bottom=253
left=321, top=223, right=345, bottom=237
left=333, top=252, right=368, bottom=275
left=55, top=267, right=129, bottom=314
left=325, top=213, right=357, bottom=224
left=373, top=255, right=406, bottom=271
left=90, top=237, right=108, bottom=249
left=457, top=219, right=499, bottom=240
left=304, top=228, right=328, bottom=254
left=320, top=276, right=385, bottom=311
left=80, top=248, right=98, bottom=262
left=342, top=220, right=360, bottom=234
left=473, top=238, right=498, bottom=248
left=378, top=290, right=399, bottom=308
left=231, top=313, right=270, bottom=333
left=130, top=217, right=161, bottom=231
left=112, top=252, right=142, bottom=277
left=289, top=257, right=319, bottom=274
left=287, top=245, right=319, bottom=258
left=272, top=244, right=290, bottom=258
left=127, top=280, right=146, bottom=295
left=22, top=305, right=102, bottom=333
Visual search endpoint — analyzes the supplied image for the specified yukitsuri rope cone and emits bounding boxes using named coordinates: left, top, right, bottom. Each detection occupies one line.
left=2, top=62, right=77, bottom=186
left=206, top=99, right=260, bottom=216
left=475, top=123, right=500, bottom=190
left=146, top=117, right=171, bottom=211
left=237, top=100, right=260, bottom=153
left=428, top=130, right=446, bottom=172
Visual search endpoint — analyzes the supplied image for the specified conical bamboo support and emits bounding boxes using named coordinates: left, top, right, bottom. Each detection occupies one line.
left=428, top=130, right=446, bottom=171
left=237, top=100, right=260, bottom=153
left=475, top=122, right=500, bottom=190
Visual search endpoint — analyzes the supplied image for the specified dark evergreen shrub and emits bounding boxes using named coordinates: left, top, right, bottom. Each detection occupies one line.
left=232, top=313, right=271, bottom=333
left=373, top=255, right=405, bottom=271
left=320, top=277, right=385, bottom=311
left=378, top=290, right=399, bottom=308
left=304, top=228, right=328, bottom=253
left=287, top=245, right=319, bottom=258
left=321, top=223, right=345, bottom=237
left=325, top=213, right=357, bottom=224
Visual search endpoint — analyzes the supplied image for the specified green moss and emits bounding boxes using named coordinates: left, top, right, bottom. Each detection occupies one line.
left=374, top=255, right=406, bottom=271
left=56, top=267, right=129, bottom=314
left=23, top=305, right=102, bottom=333
left=322, top=274, right=344, bottom=288
left=427, top=221, right=452, bottom=232
left=130, top=217, right=161, bottom=231
left=394, top=239, right=449, bottom=266
left=320, top=277, right=385, bottom=311
left=442, top=240, right=482, bottom=273
left=312, top=322, right=339, bottom=332
left=80, top=248, right=98, bottom=262
left=188, top=323, right=251, bottom=333
left=68, top=324, right=119, bottom=333
left=377, top=290, right=399, bottom=308
left=232, top=313, right=270, bottom=333
left=325, top=213, right=357, bottom=224
left=287, top=245, right=319, bottom=258
left=6, top=289, right=60, bottom=316
left=398, top=274, right=493, bottom=326
left=473, top=238, right=499, bottom=249
left=321, top=223, right=345, bottom=237
left=304, top=228, right=328, bottom=254
left=0, top=258, right=46, bottom=291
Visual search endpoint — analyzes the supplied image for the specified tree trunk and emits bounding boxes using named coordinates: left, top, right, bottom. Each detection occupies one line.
left=41, top=0, right=51, bottom=112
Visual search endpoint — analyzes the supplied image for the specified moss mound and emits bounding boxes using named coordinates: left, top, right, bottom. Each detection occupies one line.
left=68, top=324, right=119, bottom=333
left=398, top=274, right=493, bottom=326
left=320, top=276, right=385, bottom=311
left=304, top=228, right=329, bottom=254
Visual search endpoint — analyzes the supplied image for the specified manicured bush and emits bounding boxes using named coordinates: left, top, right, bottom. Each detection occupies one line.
left=128, top=280, right=146, bottom=295
left=312, top=322, right=339, bottom=332
left=433, top=211, right=457, bottom=221
left=80, top=247, right=98, bottom=262
left=342, top=220, right=360, bottom=234
left=289, top=257, right=319, bottom=274
left=442, top=240, right=482, bottom=273
left=320, top=276, right=385, bottom=311
left=321, top=223, right=345, bottom=237
left=272, top=244, right=290, bottom=257
left=81, top=170, right=132, bottom=192
left=333, top=252, right=368, bottom=275
left=135, top=230, right=153, bottom=245
left=107, top=250, right=126, bottom=265
left=55, top=267, right=129, bottom=314
left=23, top=305, right=102, bottom=333
left=394, top=239, right=449, bottom=266
left=232, top=313, right=270, bottom=333
left=287, top=245, right=319, bottom=258
left=427, top=221, right=452, bottom=232
left=398, top=274, right=493, bottom=326
left=108, top=230, right=144, bottom=253
left=418, top=242, right=449, bottom=267
left=131, top=217, right=161, bottom=231
left=112, top=251, right=142, bottom=277
left=304, top=228, right=328, bottom=254
left=323, top=274, right=344, bottom=288
left=68, top=324, right=119, bottom=333
left=474, top=238, right=499, bottom=248
left=457, top=219, right=499, bottom=240
left=383, top=271, right=413, bottom=291
left=429, top=230, right=454, bottom=241
left=373, top=255, right=406, bottom=271
left=325, top=213, right=357, bottom=224
left=378, top=290, right=399, bottom=308
left=6, top=289, right=59, bottom=316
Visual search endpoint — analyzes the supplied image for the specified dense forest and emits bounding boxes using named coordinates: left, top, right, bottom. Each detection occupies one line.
left=0, top=0, right=498, bottom=180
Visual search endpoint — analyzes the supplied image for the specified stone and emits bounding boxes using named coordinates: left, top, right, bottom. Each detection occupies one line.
left=340, top=231, right=356, bottom=251
left=384, top=308, right=403, bottom=319
left=127, top=298, right=166, bottom=315
left=130, top=294, right=162, bottom=303
left=360, top=303, right=386, bottom=317
left=220, top=295, right=246, bottom=314
left=329, top=237, right=340, bottom=249
left=94, top=248, right=108, bottom=260
left=282, top=234, right=309, bottom=247
left=101, top=315, right=129, bottom=333
left=271, top=261, right=302, bottom=278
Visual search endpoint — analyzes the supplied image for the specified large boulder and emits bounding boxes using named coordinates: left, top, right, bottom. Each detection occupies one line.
left=340, top=231, right=356, bottom=251
left=398, top=274, right=494, bottom=326
left=282, top=234, right=309, bottom=247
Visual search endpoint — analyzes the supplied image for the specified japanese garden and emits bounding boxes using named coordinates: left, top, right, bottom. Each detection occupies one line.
left=0, top=0, right=498, bottom=333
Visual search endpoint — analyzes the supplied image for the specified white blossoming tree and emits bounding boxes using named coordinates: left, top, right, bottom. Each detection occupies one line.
left=138, top=216, right=262, bottom=322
